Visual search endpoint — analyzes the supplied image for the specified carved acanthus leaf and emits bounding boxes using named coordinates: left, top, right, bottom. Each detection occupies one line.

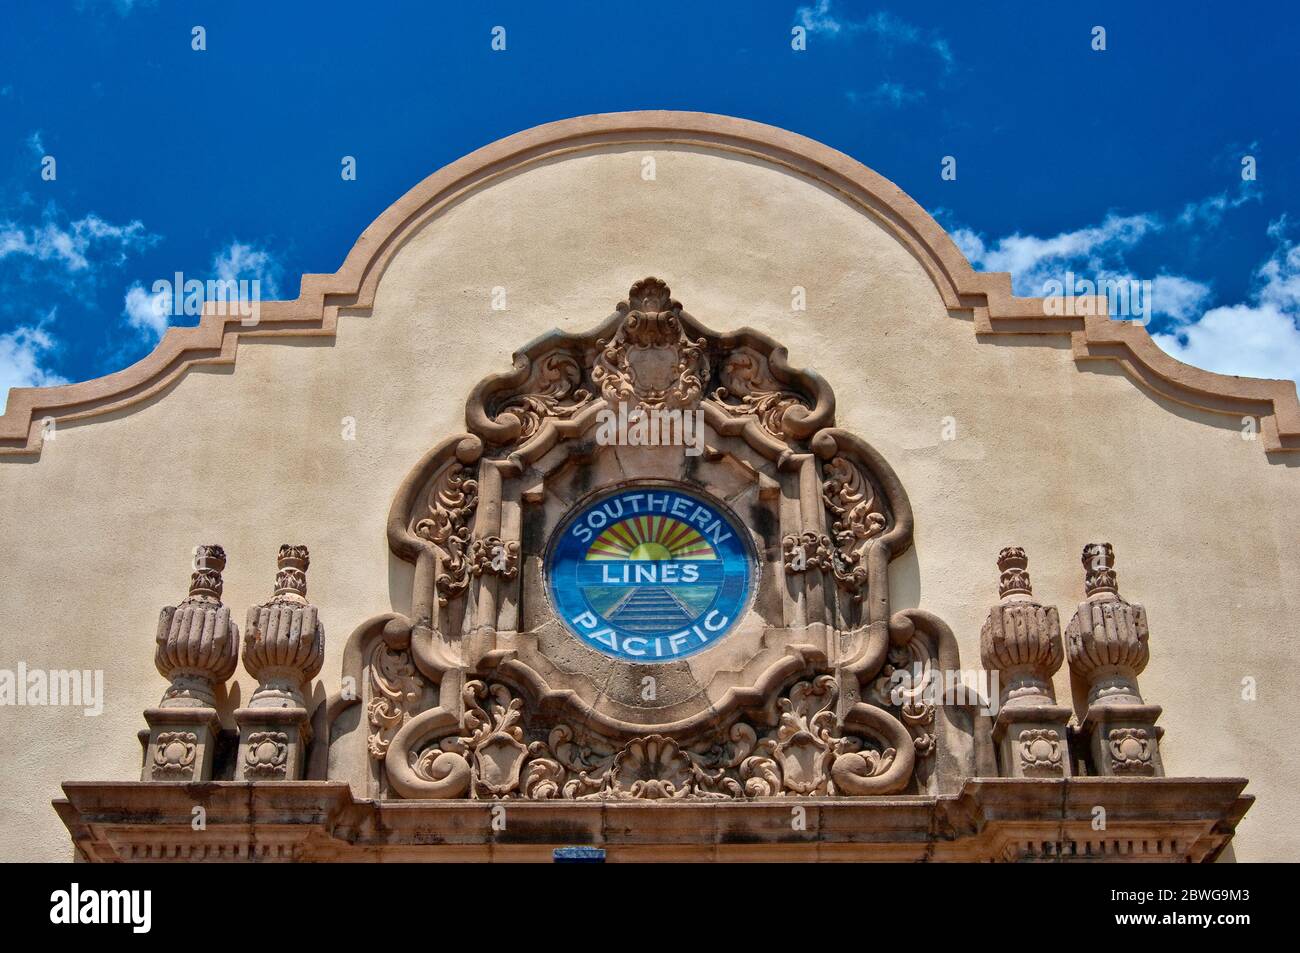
left=414, top=463, right=479, bottom=606
left=821, top=456, right=887, bottom=602
left=711, top=346, right=811, bottom=442
left=366, top=640, right=422, bottom=761
left=496, top=352, right=593, bottom=440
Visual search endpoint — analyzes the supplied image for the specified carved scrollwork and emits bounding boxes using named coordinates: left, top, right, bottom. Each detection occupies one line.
left=495, top=352, right=593, bottom=439
left=781, top=532, right=831, bottom=574
left=366, top=639, right=422, bottom=760
left=711, top=346, right=812, bottom=442
left=399, top=678, right=911, bottom=800
left=740, top=675, right=897, bottom=796
left=469, top=536, right=520, bottom=579
left=439, top=682, right=530, bottom=798
left=591, top=278, right=709, bottom=410
left=869, top=641, right=937, bottom=760
left=415, top=463, right=479, bottom=606
left=821, top=456, right=887, bottom=601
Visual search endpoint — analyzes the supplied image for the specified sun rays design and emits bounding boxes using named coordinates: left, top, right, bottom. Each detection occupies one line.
left=584, top=516, right=717, bottom=561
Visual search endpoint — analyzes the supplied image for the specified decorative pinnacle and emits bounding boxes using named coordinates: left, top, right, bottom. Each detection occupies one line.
left=1082, top=542, right=1118, bottom=597
left=997, top=547, right=1033, bottom=599
left=187, top=545, right=227, bottom=601
left=273, top=545, right=310, bottom=602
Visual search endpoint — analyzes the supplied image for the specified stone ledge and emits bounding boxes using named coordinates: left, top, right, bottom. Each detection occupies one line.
left=54, top=777, right=1251, bottom=862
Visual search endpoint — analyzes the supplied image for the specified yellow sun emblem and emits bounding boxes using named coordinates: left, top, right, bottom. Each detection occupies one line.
left=585, top=516, right=716, bottom=561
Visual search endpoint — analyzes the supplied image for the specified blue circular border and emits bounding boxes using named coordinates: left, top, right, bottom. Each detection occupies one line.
left=546, top=486, right=753, bottom=663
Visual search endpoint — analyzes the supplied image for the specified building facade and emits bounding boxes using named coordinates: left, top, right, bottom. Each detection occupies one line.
left=1, top=112, right=1296, bottom=861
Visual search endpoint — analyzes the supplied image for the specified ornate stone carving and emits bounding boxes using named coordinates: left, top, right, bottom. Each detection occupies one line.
left=143, top=545, right=237, bottom=782
left=592, top=278, right=709, bottom=410
left=152, top=732, right=197, bottom=779
left=980, top=548, right=1072, bottom=778
left=469, top=536, right=520, bottom=579
left=1065, top=544, right=1149, bottom=707
left=236, top=546, right=324, bottom=781
left=821, top=456, right=886, bottom=600
left=981, top=547, right=1063, bottom=709
left=495, top=352, right=593, bottom=439
left=153, top=545, right=239, bottom=709
left=711, top=346, right=812, bottom=440
left=781, top=531, right=830, bottom=574
left=1107, top=727, right=1155, bottom=775
left=399, top=677, right=910, bottom=800
left=361, top=280, right=916, bottom=801
left=436, top=682, right=530, bottom=798
left=1017, top=728, right=1063, bottom=776
left=868, top=639, right=938, bottom=760
left=415, top=463, right=479, bottom=606
left=740, top=676, right=898, bottom=796
left=996, top=546, right=1033, bottom=598
left=244, top=731, right=289, bottom=779
left=242, top=546, right=324, bottom=709
left=1065, top=544, right=1164, bottom=778
left=366, top=639, right=422, bottom=760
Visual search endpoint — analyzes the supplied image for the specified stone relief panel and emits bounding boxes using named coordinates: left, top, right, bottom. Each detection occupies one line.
left=310, top=278, right=953, bottom=800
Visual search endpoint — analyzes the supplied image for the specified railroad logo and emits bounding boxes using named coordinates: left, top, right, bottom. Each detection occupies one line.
left=546, top=487, right=753, bottom=662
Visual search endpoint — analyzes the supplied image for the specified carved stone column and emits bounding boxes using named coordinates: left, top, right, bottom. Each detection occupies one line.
left=143, top=545, right=239, bottom=781
left=1065, top=543, right=1164, bottom=777
left=235, top=545, right=324, bottom=781
left=980, top=548, right=1072, bottom=778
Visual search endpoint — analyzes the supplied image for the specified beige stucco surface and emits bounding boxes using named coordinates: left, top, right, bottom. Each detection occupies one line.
left=1, top=142, right=1297, bottom=861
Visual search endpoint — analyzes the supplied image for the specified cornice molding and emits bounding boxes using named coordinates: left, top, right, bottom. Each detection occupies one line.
left=4, top=110, right=1297, bottom=458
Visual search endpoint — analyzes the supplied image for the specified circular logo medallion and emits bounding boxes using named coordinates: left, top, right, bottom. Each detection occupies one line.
left=547, top=487, right=753, bottom=663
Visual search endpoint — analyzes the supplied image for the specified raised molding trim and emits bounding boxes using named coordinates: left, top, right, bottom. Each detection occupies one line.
left=54, top=777, right=1252, bottom=862
left=4, top=110, right=1297, bottom=457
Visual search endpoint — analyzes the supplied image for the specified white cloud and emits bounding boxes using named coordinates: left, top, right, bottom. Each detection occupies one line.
left=795, top=2, right=954, bottom=67
left=952, top=201, right=1300, bottom=384
left=796, top=0, right=843, bottom=33
left=0, top=211, right=156, bottom=274
left=1153, top=304, right=1300, bottom=384
left=122, top=283, right=170, bottom=343
left=866, top=82, right=925, bottom=108
left=1178, top=183, right=1260, bottom=228
left=117, top=240, right=283, bottom=346
left=0, top=313, right=68, bottom=413
left=954, top=213, right=1159, bottom=296
left=1155, top=224, right=1300, bottom=385
left=1148, top=274, right=1213, bottom=323
left=212, top=240, right=282, bottom=298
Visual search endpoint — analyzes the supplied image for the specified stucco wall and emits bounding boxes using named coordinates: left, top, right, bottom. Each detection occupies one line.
left=1, top=141, right=1296, bottom=861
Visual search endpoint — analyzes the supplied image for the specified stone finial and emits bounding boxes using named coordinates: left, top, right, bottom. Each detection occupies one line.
left=1065, top=543, right=1163, bottom=776
left=980, top=547, right=1063, bottom=709
left=996, top=546, right=1033, bottom=599
left=154, top=545, right=239, bottom=708
left=1082, top=542, right=1117, bottom=596
left=1065, top=543, right=1149, bottom=706
left=242, top=545, right=324, bottom=709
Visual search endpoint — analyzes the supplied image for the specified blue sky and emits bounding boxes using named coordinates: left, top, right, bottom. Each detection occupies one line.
left=2, top=0, right=1299, bottom=407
